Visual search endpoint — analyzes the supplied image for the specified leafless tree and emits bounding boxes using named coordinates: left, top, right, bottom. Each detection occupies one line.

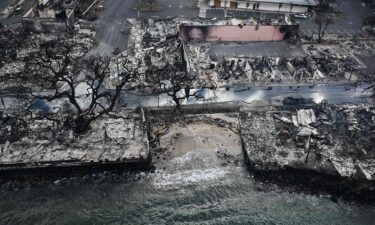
left=24, top=38, right=140, bottom=134
left=158, top=64, right=216, bottom=113
left=314, top=12, right=334, bottom=43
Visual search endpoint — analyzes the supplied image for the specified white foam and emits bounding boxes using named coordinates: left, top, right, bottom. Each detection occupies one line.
left=152, top=168, right=227, bottom=189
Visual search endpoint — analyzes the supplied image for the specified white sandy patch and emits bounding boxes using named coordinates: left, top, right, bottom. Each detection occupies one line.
left=160, top=118, right=242, bottom=159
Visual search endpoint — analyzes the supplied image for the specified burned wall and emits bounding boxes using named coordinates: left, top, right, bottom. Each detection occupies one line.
left=180, top=24, right=299, bottom=42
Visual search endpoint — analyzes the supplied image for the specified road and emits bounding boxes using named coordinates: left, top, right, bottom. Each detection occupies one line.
left=118, top=83, right=372, bottom=108
left=91, top=0, right=198, bottom=55
left=0, top=0, right=36, bottom=26
left=3, top=83, right=371, bottom=112
left=297, top=0, right=372, bottom=37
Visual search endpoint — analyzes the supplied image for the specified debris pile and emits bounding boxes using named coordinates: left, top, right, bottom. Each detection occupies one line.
left=21, top=0, right=98, bottom=32
left=240, top=102, right=375, bottom=180
left=183, top=43, right=366, bottom=86
left=22, top=0, right=76, bottom=32
left=125, top=17, right=369, bottom=88
left=0, top=109, right=149, bottom=170
left=304, top=44, right=365, bottom=81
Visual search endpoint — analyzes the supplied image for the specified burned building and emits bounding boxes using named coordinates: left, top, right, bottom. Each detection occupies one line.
left=240, top=102, right=375, bottom=181
left=0, top=109, right=150, bottom=171
left=22, top=0, right=76, bottom=32
left=179, top=16, right=299, bottom=42
left=21, top=0, right=98, bottom=33
left=126, top=17, right=304, bottom=89
left=120, top=16, right=373, bottom=95
left=201, top=0, right=318, bottom=15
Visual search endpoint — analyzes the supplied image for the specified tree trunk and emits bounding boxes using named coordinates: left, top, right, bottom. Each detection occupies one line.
left=172, top=96, right=181, bottom=113
left=73, top=116, right=91, bottom=134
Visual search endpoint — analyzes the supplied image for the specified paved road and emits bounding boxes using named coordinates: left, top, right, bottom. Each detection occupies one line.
left=0, top=0, right=13, bottom=12
left=0, top=0, right=36, bottom=26
left=298, top=0, right=372, bottom=37
left=4, top=83, right=370, bottom=111
left=119, top=83, right=372, bottom=108
left=92, top=0, right=198, bottom=55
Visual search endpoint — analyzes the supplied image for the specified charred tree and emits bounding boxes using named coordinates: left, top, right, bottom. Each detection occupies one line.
left=24, top=38, right=140, bottom=134
left=158, top=63, right=216, bottom=113
left=314, top=12, right=334, bottom=43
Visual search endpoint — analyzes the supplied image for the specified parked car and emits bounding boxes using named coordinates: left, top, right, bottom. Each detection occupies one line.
left=293, top=13, right=308, bottom=19
left=14, top=6, right=22, bottom=14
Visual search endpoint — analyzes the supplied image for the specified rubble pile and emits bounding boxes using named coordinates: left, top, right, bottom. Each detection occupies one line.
left=304, top=44, right=366, bottom=81
left=129, top=18, right=185, bottom=86
left=240, top=103, right=375, bottom=181
left=184, top=44, right=367, bottom=86
left=344, top=40, right=375, bottom=57
left=0, top=109, right=149, bottom=170
left=126, top=17, right=369, bottom=87
left=22, top=0, right=97, bottom=32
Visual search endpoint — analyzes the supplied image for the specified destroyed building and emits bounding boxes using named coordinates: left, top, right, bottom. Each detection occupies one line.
left=127, top=17, right=300, bottom=88
left=125, top=17, right=369, bottom=88
left=0, top=109, right=150, bottom=170
left=179, top=16, right=299, bottom=42
left=240, top=102, right=375, bottom=181
left=202, top=0, right=318, bottom=14
left=21, top=0, right=98, bottom=33
left=22, top=0, right=76, bottom=32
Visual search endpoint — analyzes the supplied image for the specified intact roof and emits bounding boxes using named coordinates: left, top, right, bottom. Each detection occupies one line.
left=238, top=0, right=319, bottom=6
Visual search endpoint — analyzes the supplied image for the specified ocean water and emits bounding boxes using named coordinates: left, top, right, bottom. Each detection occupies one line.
left=0, top=150, right=374, bottom=225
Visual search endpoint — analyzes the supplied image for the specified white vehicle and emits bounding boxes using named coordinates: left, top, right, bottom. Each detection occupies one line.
left=293, top=13, right=308, bottom=19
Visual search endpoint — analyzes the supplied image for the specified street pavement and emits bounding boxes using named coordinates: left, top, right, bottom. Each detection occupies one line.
left=298, top=0, right=372, bottom=37
left=119, top=83, right=372, bottom=108
left=91, top=0, right=198, bottom=55
left=0, top=0, right=36, bottom=26
left=12, top=83, right=370, bottom=112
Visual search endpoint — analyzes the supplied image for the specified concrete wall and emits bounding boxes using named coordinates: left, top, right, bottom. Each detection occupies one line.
left=21, top=8, right=74, bottom=33
left=22, top=17, right=70, bottom=33
left=208, top=0, right=311, bottom=13
left=180, top=24, right=299, bottom=42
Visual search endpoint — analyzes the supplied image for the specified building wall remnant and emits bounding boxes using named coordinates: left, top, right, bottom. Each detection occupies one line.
left=180, top=24, right=299, bottom=42
left=206, top=0, right=317, bottom=14
left=21, top=0, right=81, bottom=33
